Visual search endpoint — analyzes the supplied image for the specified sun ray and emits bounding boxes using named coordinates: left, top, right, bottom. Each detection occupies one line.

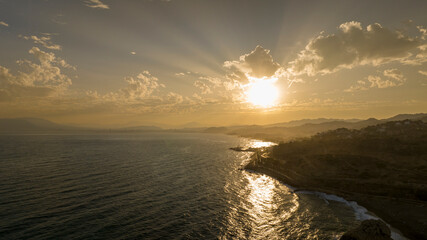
left=245, top=77, right=280, bottom=108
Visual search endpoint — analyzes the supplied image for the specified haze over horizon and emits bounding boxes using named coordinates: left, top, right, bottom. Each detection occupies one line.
left=1, top=0, right=426, bottom=127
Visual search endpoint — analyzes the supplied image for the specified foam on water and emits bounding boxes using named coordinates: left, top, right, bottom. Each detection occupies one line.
left=296, top=190, right=408, bottom=240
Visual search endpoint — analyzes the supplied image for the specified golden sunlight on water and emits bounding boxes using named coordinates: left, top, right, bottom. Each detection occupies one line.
left=237, top=140, right=277, bottom=167
left=245, top=173, right=299, bottom=239
left=222, top=165, right=299, bottom=239
left=249, top=140, right=277, bottom=148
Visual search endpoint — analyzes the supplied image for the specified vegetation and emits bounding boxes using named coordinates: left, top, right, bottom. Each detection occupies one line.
left=245, top=120, right=427, bottom=239
left=273, top=120, right=427, bottom=157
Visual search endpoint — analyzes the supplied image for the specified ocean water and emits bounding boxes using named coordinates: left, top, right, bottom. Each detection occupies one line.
left=0, top=133, right=366, bottom=239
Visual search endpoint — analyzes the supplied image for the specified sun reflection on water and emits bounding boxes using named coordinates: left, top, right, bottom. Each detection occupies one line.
left=249, top=140, right=277, bottom=148
left=221, top=169, right=299, bottom=239
left=245, top=172, right=299, bottom=238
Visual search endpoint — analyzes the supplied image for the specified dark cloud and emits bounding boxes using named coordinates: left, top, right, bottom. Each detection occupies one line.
left=290, top=21, right=422, bottom=75
left=224, top=45, right=281, bottom=82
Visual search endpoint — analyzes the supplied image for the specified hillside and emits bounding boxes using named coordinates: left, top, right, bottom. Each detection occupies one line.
left=244, top=120, right=427, bottom=239
left=226, top=113, right=427, bottom=141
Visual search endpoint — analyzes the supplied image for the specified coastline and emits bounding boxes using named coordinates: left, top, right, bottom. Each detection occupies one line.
left=242, top=152, right=426, bottom=240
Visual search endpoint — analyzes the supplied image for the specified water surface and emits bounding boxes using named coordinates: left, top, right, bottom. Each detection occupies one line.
left=0, top=133, right=359, bottom=239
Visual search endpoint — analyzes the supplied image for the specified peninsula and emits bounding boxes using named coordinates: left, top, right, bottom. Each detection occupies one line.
left=244, top=120, right=427, bottom=239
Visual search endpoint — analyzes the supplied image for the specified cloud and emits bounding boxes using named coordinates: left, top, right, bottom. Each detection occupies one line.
left=382, top=68, right=405, bottom=82
left=51, top=14, right=67, bottom=25
left=173, top=71, right=242, bottom=106
left=367, top=75, right=399, bottom=89
left=0, top=47, right=73, bottom=101
left=130, top=51, right=136, bottom=55
left=20, top=34, right=62, bottom=51
left=84, top=0, right=110, bottom=9
left=0, top=63, right=198, bottom=116
left=193, top=80, right=212, bottom=95
left=290, top=21, right=422, bottom=76
left=418, top=26, right=427, bottom=40
left=419, top=70, right=427, bottom=76
left=86, top=71, right=196, bottom=113
left=224, top=45, right=281, bottom=82
left=0, top=21, right=8, bottom=27
left=176, top=47, right=283, bottom=107
left=111, top=71, right=165, bottom=101
left=177, top=71, right=240, bottom=102
left=346, top=68, right=406, bottom=92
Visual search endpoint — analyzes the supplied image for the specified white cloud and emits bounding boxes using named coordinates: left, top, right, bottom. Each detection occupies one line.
left=20, top=34, right=62, bottom=51
left=84, top=0, right=110, bottom=9
left=52, top=70, right=195, bottom=115
left=112, top=71, right=165, bottom=101
left=180, top=72, right=240, bottom=102
left=418, top=26, right=427, bottom=40
left=290, top=21, right=423, bottom=76
left=0, top=47, right=73, bottom=101
left=367, top=75, right=399, bottom=89
left=383, top=68, right=405, bottom=82
left=198, top=76, right=222, bottom=87
left=346, top=68, right=406, bottom=92
left=224, top=45, right=281, bottom=83
left=419, top=70, right=427, bottom=76
left=101, top=72, right=195, bottom=113
left=193, top=80, right=212, bottom=95
left=0, top=21, right=8, bottom=27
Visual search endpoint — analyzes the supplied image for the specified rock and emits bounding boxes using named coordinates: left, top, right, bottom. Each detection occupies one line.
left=340, top=219, right=392, bottom=240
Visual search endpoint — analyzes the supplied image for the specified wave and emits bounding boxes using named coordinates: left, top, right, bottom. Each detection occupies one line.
left=243, top=167, right=408, bottom=240
left=294, top=190, right=408, bottom=240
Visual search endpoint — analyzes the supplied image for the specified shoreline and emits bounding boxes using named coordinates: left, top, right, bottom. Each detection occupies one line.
left=241, top=151, right=426, bottom=240
left=243, top=166, right=408, bottom=240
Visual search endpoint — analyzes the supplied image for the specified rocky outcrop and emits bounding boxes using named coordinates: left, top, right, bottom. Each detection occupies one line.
left=340, top=219, right=392, bottom=240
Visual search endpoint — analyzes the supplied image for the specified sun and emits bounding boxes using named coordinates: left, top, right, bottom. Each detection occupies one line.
left=245, top=77, right=279, bottom=108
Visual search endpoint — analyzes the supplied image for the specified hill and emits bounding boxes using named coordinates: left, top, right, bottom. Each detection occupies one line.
left=244, top=120, right=427, bottom=239
left=0, top=118, right=78, bottom=133
left=0, top=118, right=163, bottom=133
left=225, top=113, right=427, bottom=142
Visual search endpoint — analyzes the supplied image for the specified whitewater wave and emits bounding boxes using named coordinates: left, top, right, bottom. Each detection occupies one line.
left=295, top=190, right=408, bottom=240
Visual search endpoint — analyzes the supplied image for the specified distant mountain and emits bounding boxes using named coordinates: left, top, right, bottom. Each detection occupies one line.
left=177, top=121, right=205, bottom=128
left=0, top=118, right=166, bottom=133
left=204, top=127, right=228, bottom=133
left=2, top=113, right=425, bottom=135
left=265, top=118, right=361, bottom=128
left=0, top=118, right=78, bottom=133
left=118, top=125, right=163, bottom=132
left=225, top=113, right=427, bottom=142
left=384, top=113, right=427, bottom=122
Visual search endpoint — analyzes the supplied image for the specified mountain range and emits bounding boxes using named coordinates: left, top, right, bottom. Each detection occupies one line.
left=1, top=113, right=426, bottom=137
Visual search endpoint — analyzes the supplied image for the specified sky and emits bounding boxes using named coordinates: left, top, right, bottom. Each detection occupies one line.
left=0, top=0, right=426, bottom=128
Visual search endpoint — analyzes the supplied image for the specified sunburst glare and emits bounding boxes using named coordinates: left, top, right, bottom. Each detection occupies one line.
left=245, top=77, right=280, bottom=108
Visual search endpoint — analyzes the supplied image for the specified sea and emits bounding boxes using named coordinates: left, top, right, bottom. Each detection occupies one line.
left=0, top=133, right=404, bottom=239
